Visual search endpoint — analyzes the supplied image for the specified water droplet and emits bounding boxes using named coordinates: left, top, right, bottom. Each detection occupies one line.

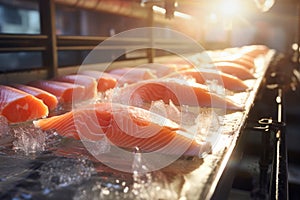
left=102, top=187, right=110, bottom=196
left=123, top=186, right=129, bottom=193
left=38, top=157, right=94, bottom=190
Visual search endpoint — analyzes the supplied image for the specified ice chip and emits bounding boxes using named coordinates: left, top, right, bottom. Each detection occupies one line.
left=183, top=76, right=197, bottom=84
left=0, top=115, right=9, bottom=137
left=195, top=110, right=220, bottom=138
left=166, top=100, right=181, bottom=122
left=149, top=100, right=168, bottom=119
left=38, top=157, right=94, bottom=190
left=129, top=149, right=177, bottom=199
left=82, top=136, right=111, bottom=156
left=12, top=125, right=47, bottom=155
left=149, top=100, right=181, bottom=124
left=205, top=80, right=225, bottom=95
left=150, top=102, right=199, bottom=126
left=96, top=88, right=116, bottom=103
left=178, top=105, right=200, bottom=126
left=128, top=93, right=144, bottom=107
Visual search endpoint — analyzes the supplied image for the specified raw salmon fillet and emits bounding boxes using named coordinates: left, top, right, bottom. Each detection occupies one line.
left=54, top=74, right=97, bottom=100
left=78, top=70, right=117, bottom=92
left=0, top=85, right=48, bottom=123
left=28, top=80, right=85, bottom=103
left=34, top=102, right=211, bottom=156
left=108, top=67, right=157, bottom=85
left=137, top=63, right=176, bottom=78
left=212, top=58, right=255, bottom=70
left=211, top=62, right=255, bottom=80
left=12, top=84, right=58, bottom=110
left=241, top=45, right=269, bottom=58
left=222, top=45, right=269, bottom=58
left=168, top=69, right=249, bottom=92
left=138, top=63, right=191, bottom=77
left=160, top=63, right=192, bottom=72
left=162, top=58, right=194, bottom=68
left=114, top=79, right=243, bottom=110
left=209, top=51, right=256, bottom=70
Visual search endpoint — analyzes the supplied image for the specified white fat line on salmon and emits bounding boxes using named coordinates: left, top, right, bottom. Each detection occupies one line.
left=176, top=129, right=196, bottom=140
left=16, top=103, right=29, bottom=111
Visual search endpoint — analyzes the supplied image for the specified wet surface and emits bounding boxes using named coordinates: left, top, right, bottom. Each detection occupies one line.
left=0, top=118, right=204, bottom=200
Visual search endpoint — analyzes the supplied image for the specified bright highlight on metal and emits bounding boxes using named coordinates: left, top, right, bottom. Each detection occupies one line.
left=152, top=5, right=192, bottom=20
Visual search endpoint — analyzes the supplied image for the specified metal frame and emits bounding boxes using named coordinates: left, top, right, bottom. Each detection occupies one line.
left=1, top=0, right=151, bottom=77
left=270, top=88, right=288, bottom=199
left=0, top=0, right=195, bottom=83
left=39, top=0, right=58, bottom=78
left=255, top=88, right=288, bottom=200
left=0, top=0, right=195, bottom=80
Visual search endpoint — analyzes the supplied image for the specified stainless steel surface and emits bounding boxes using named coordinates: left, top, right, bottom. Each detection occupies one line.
left=178, top=50, right=275, bottom=200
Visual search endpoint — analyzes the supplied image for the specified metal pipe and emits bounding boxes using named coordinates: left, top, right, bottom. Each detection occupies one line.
left=147, top=4, right=154, bottom=63
left=53, top=0, right=185, bottom=25
left=54, top=0, right=148, bottom=19
left=297, top=2, right=300, bottom=65
left=0, top=35, right=48, bottom=40
left=270, top=88, right=288, bottom=200
left=0, top=47, right=47, bottom=52
left=257, top=130, right=271, bottom=199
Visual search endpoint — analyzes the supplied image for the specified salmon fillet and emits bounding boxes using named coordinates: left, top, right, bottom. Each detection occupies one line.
left=34, top=102, right=211, bottom=156
left=138, top=63, right=192, bottom=77
left=28, top=80, right=85, bottom=103
left=212, top=59, right=255, bottom=70
left=0, top=85, right=48, bottom=123
left=167, top=69, right=249, bottom=92
left=78, top=70, right=117, bottom=92
left=210, top=62, right=255, bottom=80
left=54, top=74, right=97, bottom=100
left=12, top=84, right=58, bottom=110
left=108, top=67, right=157, bottom=85
left=114, top=79, right=243, bottom=110
left=241, top=45, right=269, bottom=58
left=209, top=51, right=256, bottom=70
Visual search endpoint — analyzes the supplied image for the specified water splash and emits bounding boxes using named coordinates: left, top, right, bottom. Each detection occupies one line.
left=12, top=124, right=47, bottom=156
left=38, top=157, right=95, bottom=191
left=82, top=136, right=111, bottom=157
left=131, top=148, right=152, bottom=199
left=0, top=116, right=9, bottom=137
left=0, top=116, right=13, bottom=151
left=44, top=130, right=63, bottom=152
left=73, top=176, right=132, bottom=200
left=130, top=148, right=177, bottom=200
left=73, top=149, right=177, bottom=200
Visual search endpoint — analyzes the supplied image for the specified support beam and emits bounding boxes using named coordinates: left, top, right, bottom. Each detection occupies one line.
left=39, top=0, right=58, bottom=78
